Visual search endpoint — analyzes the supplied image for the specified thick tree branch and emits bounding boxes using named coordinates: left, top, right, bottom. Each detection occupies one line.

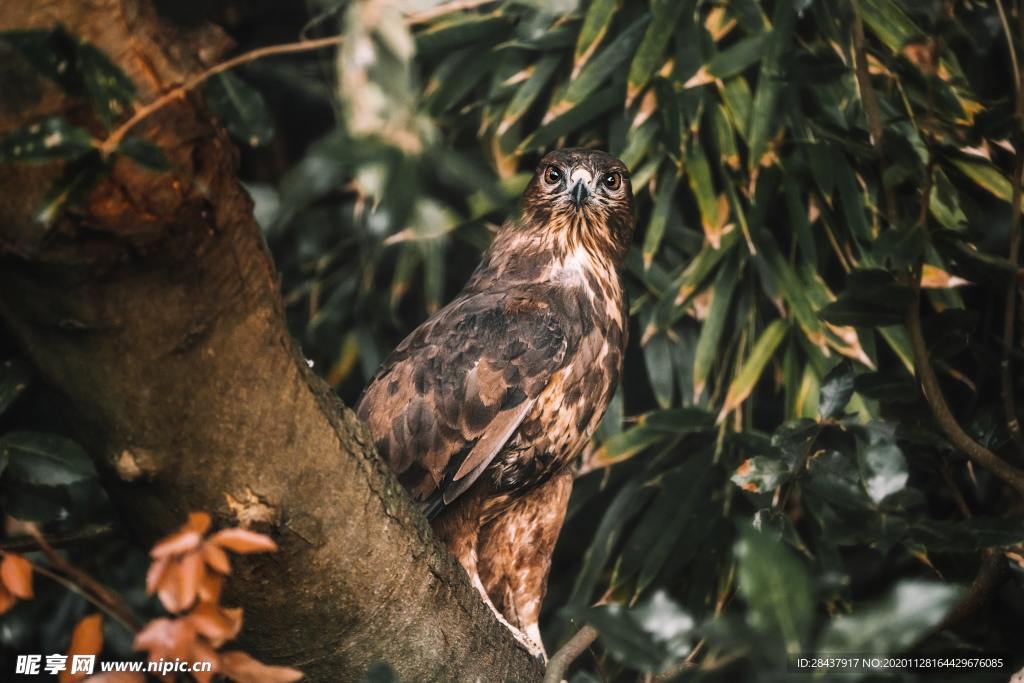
left=0, top=1, right=543, bottom=680
left=906, top=295, right=1024, bottom=499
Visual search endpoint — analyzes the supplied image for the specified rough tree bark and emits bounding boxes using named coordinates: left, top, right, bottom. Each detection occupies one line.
left=0, top=1, right=544, bottom=681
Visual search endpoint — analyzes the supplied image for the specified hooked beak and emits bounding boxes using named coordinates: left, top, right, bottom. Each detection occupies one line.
left=570, top=180, right=590, bottom=208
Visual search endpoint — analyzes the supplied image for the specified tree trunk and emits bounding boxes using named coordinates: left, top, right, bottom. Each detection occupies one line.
left=0, top=1, right=543, bottom=680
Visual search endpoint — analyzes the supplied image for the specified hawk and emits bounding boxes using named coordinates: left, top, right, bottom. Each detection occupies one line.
left=357, top=148, right=634, bottom=656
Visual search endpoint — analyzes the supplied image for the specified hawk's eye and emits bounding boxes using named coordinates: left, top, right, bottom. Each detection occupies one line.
left=544, top=165, right=562, bottom=185
left=602, top=172, right=621, bottom=190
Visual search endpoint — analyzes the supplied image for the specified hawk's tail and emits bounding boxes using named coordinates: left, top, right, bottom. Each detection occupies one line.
left=422, top=492, right=446, bottom=521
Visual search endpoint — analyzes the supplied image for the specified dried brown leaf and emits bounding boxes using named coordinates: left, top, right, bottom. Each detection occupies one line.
left=1, top=553, right=33, bottom=599
left=62, top=613, right=104, bottom=683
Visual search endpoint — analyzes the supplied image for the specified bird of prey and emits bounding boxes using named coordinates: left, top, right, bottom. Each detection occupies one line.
left=357, top=148, right=635, bottom=656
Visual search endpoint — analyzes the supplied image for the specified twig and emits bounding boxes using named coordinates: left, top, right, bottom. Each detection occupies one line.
left=850, top=0, right=897, bottom=227
left=25, top=561, right=138, bottom=635
left=0, top=523, right=113, bottom=553
left=98, top=34, right=349, bottom=156
left=543, top=625, right=598, bottom=683
left=26, top=526, right=143, bottom=631
left=100, top=0, right=493, bottom=157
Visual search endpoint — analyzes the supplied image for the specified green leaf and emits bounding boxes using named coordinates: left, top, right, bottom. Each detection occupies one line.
left=731, top=455, right=790, bottom=493
left=718, top=319, right=788, bottom=421
left=593, top=423, right=665, bottom=466
left=853, top=371, right=917, bottom=403
left=643, top=332, right=675, bottom=409
left=684, top=137, right=719, bottom=240
left=35, top=153, right=107, bottom=227
left=818, top=360, right=854, bottom=419
left=818, top=299, right=903, bottom=326
left=0, top=431, right=96, bottom=486
left=857, top=440, right=908, bottom=504
left=569, top=479, right=657, bottom=607
left=497, top=54, right=561, bottom=136
left=720, top=76, right=753, bottom=138
left=203, top=72, right=275, bottom=147
left=735, top=524, right=813, bottom=654
left=557, top=14, right=649, bottom=110
left=818, top=269, right=914, bottom=327
left=564, top=592, right=694, bottom=673
left=693, top=252, right=739, bottom=397
left=574, top=0, right=618, bottom=67
left=947, top=156, right=1018, bottom=206
left=77, top=41, right=135, bottom=128
left=0, top=117, right=94, bottom=162
left=426, top=48, right=499, bottom=115
left=517, top=87, right=619, bottom=153
left=1, top=26, right=82, bottom=92
left=626, top=0, right=693, bottom=103
left=641, top=164, right=679, bottom=269
left=819, top=580, right=961, bottom=654
left=2, top=27, right=135, bottom=127
left=0, top=358, right=31, bottom=416
left=115, top=137, right=169, bottom=170
left=928, top=169, right=967, bottom=231
left=414, top=13, right=510, bottom=55
left=746, top=0, right=795, bottom=171
left=690, top=33, right=771, bottom=85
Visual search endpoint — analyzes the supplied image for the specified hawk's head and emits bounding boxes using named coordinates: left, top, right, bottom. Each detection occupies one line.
left=521, top=148, right=635, bottom=263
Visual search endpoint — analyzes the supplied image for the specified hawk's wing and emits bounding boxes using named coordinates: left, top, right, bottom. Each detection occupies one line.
left=356, top=290, right=571, bottom=514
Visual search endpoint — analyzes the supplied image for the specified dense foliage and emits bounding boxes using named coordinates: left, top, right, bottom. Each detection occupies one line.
left=3, top=0, right=1024, bottom=680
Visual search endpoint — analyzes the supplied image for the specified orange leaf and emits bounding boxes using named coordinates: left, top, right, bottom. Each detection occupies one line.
left=198, top=570, right=224, bottom=604
left=150, top=530, right=203, bottom=559
left=219, top=651, right=304, bottom=683
left=134, top=617, right=196, bottom=663
left=202, top=542, right=231, bottom=574
left=1, top=553, right=33, bottom=599
left=210, top=529, right=278, bottom=554
left=62, top=613, right=104, bottom=683
left=145, top=557, right=170, bottom=595
left=188, top=602, right=243, bottom=647
left=185, top=512, right=213, bottom=535
left=920, top=264, right=971, bottom=289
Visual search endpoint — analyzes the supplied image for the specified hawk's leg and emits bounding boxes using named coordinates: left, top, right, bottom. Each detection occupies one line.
left=431, top=487, right=546, bottom=659
left=478, top=469, right=574, bottom=661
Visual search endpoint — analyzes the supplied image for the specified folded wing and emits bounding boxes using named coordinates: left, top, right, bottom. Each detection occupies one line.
left=356, top=291, right=571, bottom=515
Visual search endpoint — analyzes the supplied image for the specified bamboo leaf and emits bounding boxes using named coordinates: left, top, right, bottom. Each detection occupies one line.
left=746, top=0, right=795, bottom=171
left=555, top=14, right=650, bottom=114
left=626, top=0, right=694, bottom=104
left=574, top=0, right=619, bottom=69
left=641, top=163, right=680, bottom=270
left=693, top=252, right=740, bottom=398
left=718, top=319, right=788, bottom=422
left=685, top=33, right=771, bottom=88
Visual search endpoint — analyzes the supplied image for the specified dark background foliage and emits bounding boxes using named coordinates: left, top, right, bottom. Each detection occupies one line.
left=2, top=0, right=1024, bottom=680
